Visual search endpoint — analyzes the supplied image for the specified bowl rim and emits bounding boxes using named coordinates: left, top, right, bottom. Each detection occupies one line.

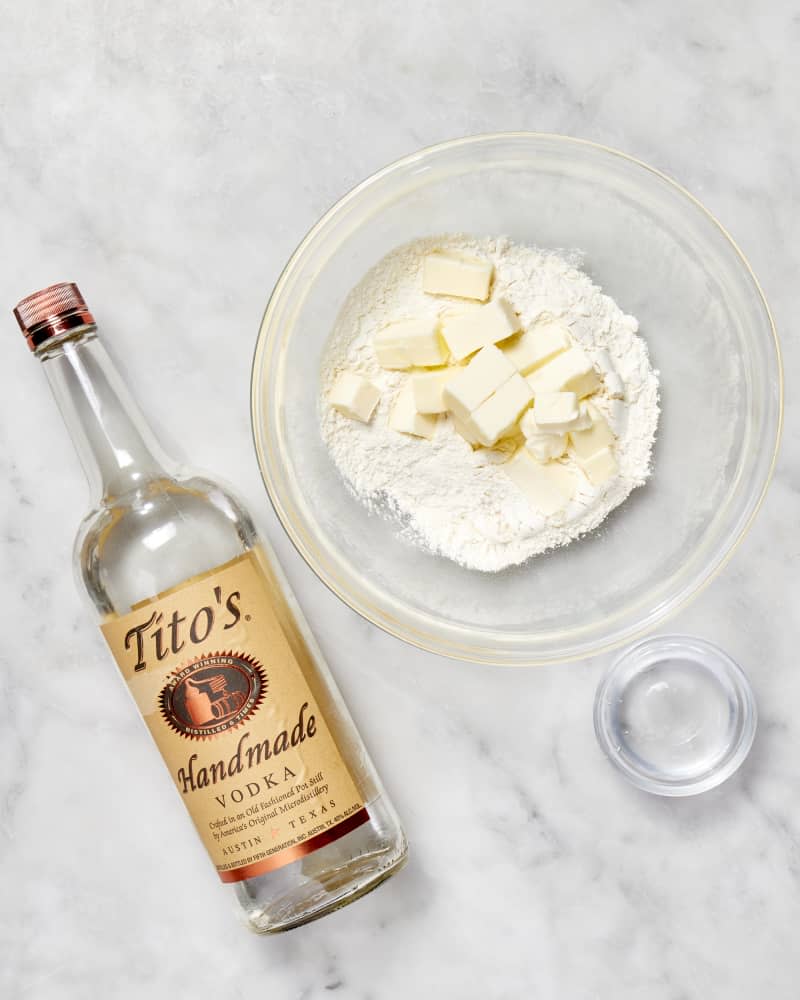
left=592, top=633, right=758, bottom=796
left=250, top=131, right=783, bottom=666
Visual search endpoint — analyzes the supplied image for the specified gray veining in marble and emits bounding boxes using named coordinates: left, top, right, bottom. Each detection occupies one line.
left=1, top=2, right=799, bottom=997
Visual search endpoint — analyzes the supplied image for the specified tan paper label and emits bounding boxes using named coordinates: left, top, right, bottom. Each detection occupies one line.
left=101, top=549, right=367, bottom=883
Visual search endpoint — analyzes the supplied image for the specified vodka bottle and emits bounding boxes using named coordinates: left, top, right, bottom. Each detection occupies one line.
left=13, top=283, right=407, bottom=932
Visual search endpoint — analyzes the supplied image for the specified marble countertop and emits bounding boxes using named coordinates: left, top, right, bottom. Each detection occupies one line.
left=2, top=3, right=798, bottom=997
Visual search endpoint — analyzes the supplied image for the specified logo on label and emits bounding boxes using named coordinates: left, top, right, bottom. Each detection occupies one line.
left=159, top=652, right=266, bottom=739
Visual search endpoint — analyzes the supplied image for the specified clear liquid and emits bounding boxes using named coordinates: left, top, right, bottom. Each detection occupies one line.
left=611, top=657, right=737, bottom=781
left=78, top=474, right=407, bottom=932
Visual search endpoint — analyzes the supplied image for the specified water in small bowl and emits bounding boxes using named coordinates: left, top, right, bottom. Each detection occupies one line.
left=594, top=635, right=757, bottom=795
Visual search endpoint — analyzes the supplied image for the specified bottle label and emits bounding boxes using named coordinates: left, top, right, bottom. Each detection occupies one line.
left=101, top=549, right=367, bottom=883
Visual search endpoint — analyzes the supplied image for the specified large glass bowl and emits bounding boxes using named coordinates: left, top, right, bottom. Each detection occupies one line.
left=251, top=134, right=781, bottom=666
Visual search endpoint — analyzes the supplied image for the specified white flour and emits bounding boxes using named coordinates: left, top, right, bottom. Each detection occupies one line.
left=319, top=235, right=659, bottom=572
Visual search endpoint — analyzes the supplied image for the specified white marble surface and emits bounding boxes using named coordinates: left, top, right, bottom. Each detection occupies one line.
left=1, top=3, right=798, bottom=997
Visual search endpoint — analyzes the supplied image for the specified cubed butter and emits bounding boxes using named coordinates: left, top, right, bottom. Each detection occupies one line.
left=372, top=325, right=410, bottom=369
left=592, top=351, right=625, bottom=397
left=519, top=409, right=542, bottom=440
left=442, top=344, right=515, bottom=420
left=526, top=346, right=601, bottom=398
left=502, top=322, right=571, bottom=374
left=603, top=372, right=625, bottom=399
left=487, top=434, right=522, bottom=460
left=572, top=401, right=594, bottom=431
left=441, top=298, right=520, bottom=361
left=594, top=349, right=615, bottom=374
left=423, top=251, right=494, bottom=301
left=607, top=398, right=627, bottom=433
left=328, top=371, right=380, bottom=423
left=504, top=449, right=577, bottom=516
left=411, top=369, right=452, bottom=414
left=389, top=383, right=438, bottom=439
left=579, top=446, right=618, bottom=485
left=519, top=410, right=567, bottom=461
left=525, top=433, right=567, bottom=462
left=374, top=318, right=448, bottom=369
left=569, top=403, right=616, bottom=460
left=451, top=414, right=482, bottom=447
left=471, top=373, right=533, bottom=447
left=533, top=391, right=581, bottom=433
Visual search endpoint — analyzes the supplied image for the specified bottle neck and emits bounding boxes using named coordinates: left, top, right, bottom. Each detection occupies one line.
left=38, top=326, right=172, bottom=502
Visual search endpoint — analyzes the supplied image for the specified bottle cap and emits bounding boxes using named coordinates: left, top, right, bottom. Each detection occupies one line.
left=13, top=282, right=95, bottom=351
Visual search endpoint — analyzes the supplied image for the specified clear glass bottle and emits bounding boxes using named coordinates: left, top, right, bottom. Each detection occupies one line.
left=13, top=283, right=407, bottom=933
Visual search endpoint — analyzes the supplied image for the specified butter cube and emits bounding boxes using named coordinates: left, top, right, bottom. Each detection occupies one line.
left=594, top=351, right=625, bottom=397
left=451, top=414, right=482, bottom=447
left=373, top=326, right=410, bottom=369
left=487, top=434, right=522, bottom=460
left=519, top=409, right=567, bottom=461
left=374, top=318, right=448, bottom=369
left=573, top=401, right=594, bottom=431
left=525, top=433, right=567, bottom=462
left=607, top=398, right=627, bottom=433
left=471, top=373, right=533, bottom=447
left=502, top=322, right=571, bottom=374
left=533, top=391, right=581, bottom=433
left=411, top=369, right=452, bottom=414
left=505, top=449, right=577, bottom=516
left=603, top=372, right=625, bottom=399
left=389, top=383, right=438, bottom=439
left=569, top=403, right=615, bottom=460
left=594, top=350, right=615, bottom=374
left=441, top=298, right=521, bottom=361
left=423, top=252, right=494, bottom=301
left=443, top=345, right=516, bottom=420
left=519, top=409, right=543, bottom=439
left=328, top=372, right=380, bottom=423
left=579, top=446, right=618, bottom=485
left=526, top=347, right=601, bottom=398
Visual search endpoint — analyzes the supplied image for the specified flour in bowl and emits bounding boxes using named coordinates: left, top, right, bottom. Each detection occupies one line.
left=319, top=235, right=659, bottom=572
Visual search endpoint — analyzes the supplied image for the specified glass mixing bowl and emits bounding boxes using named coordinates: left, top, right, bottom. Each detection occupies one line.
left=251, top=134, right=782, bottom=666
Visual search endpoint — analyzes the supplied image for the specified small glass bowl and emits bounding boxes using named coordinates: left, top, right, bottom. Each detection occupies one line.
left=594, top=634, right=757, bottom=796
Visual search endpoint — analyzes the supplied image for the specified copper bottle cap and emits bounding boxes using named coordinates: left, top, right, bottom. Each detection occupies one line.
left=13, top=282, right=95, bottom=351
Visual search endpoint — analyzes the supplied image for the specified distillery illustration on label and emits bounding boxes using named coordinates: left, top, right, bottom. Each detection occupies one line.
left=101, top=550, right=369, bottom=883
left=159, top=652, right=268, bottom=739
